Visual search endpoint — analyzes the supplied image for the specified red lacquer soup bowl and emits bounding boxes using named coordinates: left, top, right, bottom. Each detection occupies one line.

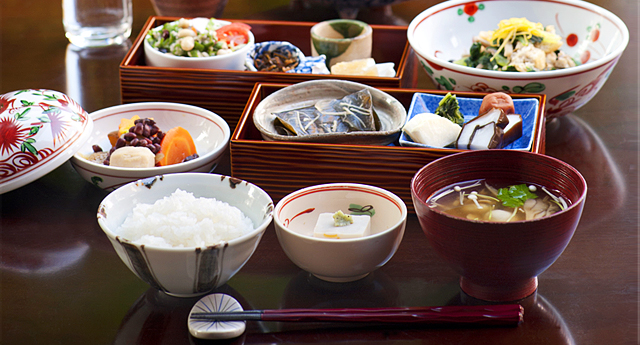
left=411, top=150, right=587, bottom=301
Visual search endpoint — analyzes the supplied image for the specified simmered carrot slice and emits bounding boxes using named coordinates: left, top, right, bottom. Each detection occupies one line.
left=159, top=126, right=197, bottom=166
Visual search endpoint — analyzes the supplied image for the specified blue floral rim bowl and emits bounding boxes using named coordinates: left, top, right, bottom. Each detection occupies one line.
left=245, top=41, right=329, bottom=74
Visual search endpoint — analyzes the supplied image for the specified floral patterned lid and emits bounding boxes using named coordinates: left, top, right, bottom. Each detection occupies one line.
left=0, top=89, right=92, bottom=194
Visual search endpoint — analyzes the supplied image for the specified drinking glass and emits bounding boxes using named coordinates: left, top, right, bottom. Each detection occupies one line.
left=63, top=0, right=132, bottom=48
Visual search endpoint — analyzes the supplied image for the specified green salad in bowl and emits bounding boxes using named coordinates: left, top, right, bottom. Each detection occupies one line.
left=146, top=18, right=252, bottom=58
left=144, top=17, right=254, bottom=70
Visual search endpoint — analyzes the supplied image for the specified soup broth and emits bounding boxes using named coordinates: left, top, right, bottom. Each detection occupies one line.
left=428, top=179, right=569, bottom=222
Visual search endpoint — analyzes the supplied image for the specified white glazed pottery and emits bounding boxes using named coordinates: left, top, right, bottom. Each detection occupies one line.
left=97, top=173, right=274, bottom=297
left=0, top=89, right=92, bottom=194
left=274, top=183, right=407, bottom=282
left=144, top=18, right=254, bottom=70
left=70, top=102, right=230, bottom=191
left=407, top=0, right=629, bottom=119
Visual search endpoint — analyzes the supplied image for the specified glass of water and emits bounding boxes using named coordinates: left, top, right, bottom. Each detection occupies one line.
left=63, top=0, right=132, bottom=48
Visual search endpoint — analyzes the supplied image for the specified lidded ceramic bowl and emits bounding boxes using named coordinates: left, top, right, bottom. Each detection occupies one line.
left=0, top=89, right=92, bottom=194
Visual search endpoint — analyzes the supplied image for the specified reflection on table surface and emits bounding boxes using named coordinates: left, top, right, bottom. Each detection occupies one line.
left=113, top=287, right=574, bottom=345
left=1, top=0, right=637, bottom=344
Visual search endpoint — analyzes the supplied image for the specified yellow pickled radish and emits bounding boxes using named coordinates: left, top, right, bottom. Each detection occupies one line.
left=330, top=58, right=378, bottom=76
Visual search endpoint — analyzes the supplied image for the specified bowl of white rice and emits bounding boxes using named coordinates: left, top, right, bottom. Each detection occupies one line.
left=97, top=172, right=273, bottom=297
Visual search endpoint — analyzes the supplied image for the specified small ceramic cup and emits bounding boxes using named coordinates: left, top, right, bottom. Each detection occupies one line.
left=310, top=19, right=372, bottom=68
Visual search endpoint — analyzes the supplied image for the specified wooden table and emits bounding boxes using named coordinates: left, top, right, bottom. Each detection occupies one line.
left=1, top=0, right=637, bottom=344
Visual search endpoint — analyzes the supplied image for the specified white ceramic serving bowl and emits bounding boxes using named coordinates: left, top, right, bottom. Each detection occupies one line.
left=274, top=183, right=407, bottom=282
left=144, top=18, right=255, bottom=70
left=97, top=173, right=274, bottom=297
left=70, top=102, right=230, bottom=191
left=407, top=0, right=629, bottom=119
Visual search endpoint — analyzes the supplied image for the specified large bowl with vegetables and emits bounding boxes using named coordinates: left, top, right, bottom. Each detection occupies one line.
left=407, top=0, right=629, bottom=119
left=70, top=102, right=230, bottom=191
left=144, top=17, right=254, bottom=70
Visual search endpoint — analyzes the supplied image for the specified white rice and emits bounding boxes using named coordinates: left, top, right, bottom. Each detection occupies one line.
left=117, top=188, right=254, bottom=248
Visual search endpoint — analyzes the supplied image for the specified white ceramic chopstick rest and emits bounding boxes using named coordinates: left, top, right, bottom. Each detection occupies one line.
left=188, top=293, right=246, bottom=339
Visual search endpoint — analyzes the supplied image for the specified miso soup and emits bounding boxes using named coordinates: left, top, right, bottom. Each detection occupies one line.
left=427, top=179, right=569, bottom=222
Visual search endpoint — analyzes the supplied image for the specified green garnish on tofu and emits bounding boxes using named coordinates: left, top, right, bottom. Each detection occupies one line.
left=332, top=210, right=353, bottom=227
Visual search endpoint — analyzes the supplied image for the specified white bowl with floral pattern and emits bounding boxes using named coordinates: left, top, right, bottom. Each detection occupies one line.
left=407, top=0, right=629, bottom=119
left=0, top=89, right=92, bottom=194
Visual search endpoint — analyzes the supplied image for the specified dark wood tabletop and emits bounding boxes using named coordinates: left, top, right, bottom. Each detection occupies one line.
left=1, top=0, right=638, bottom=344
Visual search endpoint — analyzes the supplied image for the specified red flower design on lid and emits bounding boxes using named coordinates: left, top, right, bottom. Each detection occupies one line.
left=0, top=117, right=31, bottom=156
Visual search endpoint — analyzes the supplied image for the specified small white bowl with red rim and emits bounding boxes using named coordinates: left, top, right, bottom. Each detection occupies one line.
left=273, top=183, right=407, bottom=282
left=407, top=0, right=629, bottom=119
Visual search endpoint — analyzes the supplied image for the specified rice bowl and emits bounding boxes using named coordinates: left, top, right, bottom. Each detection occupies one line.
left=97, top=173, right=274, bottom=296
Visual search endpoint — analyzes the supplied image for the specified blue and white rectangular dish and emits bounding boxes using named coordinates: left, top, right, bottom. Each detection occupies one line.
left=399, top=93, right=540, bottom=150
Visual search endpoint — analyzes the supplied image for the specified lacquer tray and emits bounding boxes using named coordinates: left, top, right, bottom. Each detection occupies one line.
left=230, top=83, right=546, bottom=213
left=120, top=17, right=418, bottom=129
